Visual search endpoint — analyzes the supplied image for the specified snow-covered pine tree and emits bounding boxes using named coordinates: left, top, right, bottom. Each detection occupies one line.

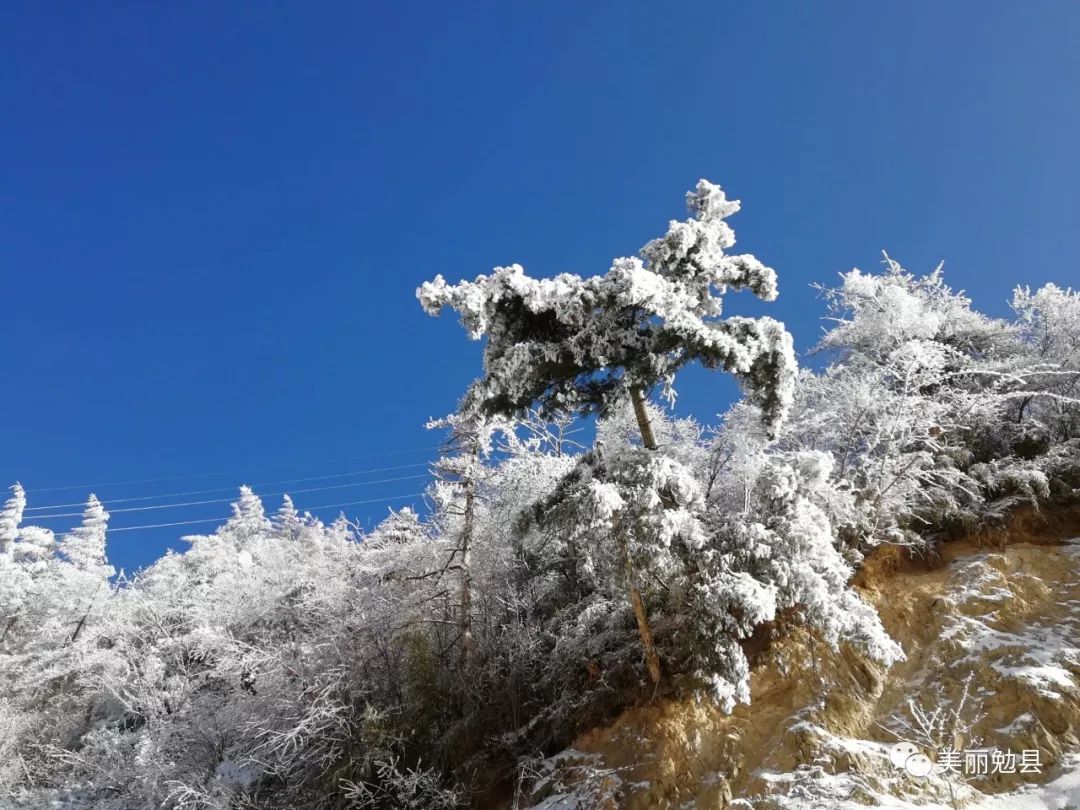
left=58, top=494, right=115, bottom=644
left=368, top=506, right=426, bottom=547
left=0, top=484, right=29, bottom=646
left=0, top=483, right=25, bottom=557
left=59, top=494, right=113, bottom=577
left=420, top=181, right=797, bottom=686
left=273, top=494, right=303, bottom=540
left=724, top=451, right=903, bottom=663
left=417, top=179, right=796, bottom=439
left=225, top=485, right=272, bottom=544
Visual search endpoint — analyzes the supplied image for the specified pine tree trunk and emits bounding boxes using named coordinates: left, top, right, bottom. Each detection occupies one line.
left=630, top=386, right=658, bottom=451
left=612, top=512, right=661, bottom=685
left=631, top=386, right=675, bottom=509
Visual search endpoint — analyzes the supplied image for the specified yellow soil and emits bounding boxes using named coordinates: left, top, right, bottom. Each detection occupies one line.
left=532, top=505, right=1080, bottom=808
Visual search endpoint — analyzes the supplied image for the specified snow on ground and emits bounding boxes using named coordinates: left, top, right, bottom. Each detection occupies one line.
left=974, top=754, right=1080, bottom=810
left=743, top=754, right=1080, bottom=810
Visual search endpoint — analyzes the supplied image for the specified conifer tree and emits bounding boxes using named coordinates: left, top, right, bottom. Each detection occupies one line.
left=274, top=494, right=303, bottom=540
left=368, top=506, right=425, bottom=547
left=0, top=484, right=29, bottom=645
left=226, top=486, right=272, bottom=543
left=0, top=483, right=25, bottom=557
left=418, top=179, right=796, bottom=440
left=420, top=181, right=796, bottom=684
left=59, top=494, right=112, bottom=576
left=59, top=495, right=114, bottom=644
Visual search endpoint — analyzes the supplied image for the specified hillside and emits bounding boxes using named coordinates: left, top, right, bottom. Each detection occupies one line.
left=522, top=506, right=1080, bottom=808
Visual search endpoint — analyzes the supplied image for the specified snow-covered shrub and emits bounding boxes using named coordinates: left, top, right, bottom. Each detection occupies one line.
left=1012, top=283, right=1080, bottom=443
left=777, top=258, right=1079, bottom=548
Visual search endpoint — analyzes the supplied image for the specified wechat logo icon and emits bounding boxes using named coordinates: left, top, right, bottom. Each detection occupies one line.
left=890, top=742, right=934, bottom=778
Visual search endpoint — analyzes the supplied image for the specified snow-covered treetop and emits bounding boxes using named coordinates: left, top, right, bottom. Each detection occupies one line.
left=418, top=180, right=796, bottom=437
left=367, top=506, right=426, bottom=548
left=639, top=180, right=779, bottom=302
left=0, top=483, right=26, bottom=555
left=1012, top=282, right=1080, bottom=363
left=224, top=485, right=271, bottom=541
left=273, top=494, right=303, bottom=539
left=426, top=411, right=509, bottom=458
left=816, top=254, right=1014, bottom=361
left=59, top=494, right=113, bottom=576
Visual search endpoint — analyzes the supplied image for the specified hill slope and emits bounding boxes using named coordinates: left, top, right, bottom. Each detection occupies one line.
left=521, top=508, right=1080, bottom=809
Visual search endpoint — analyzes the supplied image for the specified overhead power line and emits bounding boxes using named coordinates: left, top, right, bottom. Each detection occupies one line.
left=24, top=446, right=438, bottom=494
left=80, top=491, right=427, bottom=534
left=28, top=474, right=433, bottom=520
left=25, top=462, right=432, bottom=512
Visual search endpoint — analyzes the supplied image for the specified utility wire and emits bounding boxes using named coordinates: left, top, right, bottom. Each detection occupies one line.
left=25, top=462, right=432, bottom=512
left=24, top=446, right=438, bottom=494
left=29, top=474, right=433, bottom=520
left=83, top=492, right=427, bottom=534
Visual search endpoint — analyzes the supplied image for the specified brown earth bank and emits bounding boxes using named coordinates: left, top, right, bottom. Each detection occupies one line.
left=511, top=503, right=1080, bottom=809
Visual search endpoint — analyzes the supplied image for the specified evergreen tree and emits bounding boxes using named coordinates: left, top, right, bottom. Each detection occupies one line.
left=59, top=494, right=113, bottom=578
left=273, top=494, right=303, bottom=540
left=225, top=486, right=272, bottom=543
left=418, top=179, right=796, bottom=438
left=0, top=483, right=25, bottom=557
left=420, top=181, right=797, bottom=685
left=53, top=495, right=115, bottom=644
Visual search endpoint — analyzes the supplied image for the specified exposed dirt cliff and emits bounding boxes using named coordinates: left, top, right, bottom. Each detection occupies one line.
left=522, top=505, right=1080, bottom=808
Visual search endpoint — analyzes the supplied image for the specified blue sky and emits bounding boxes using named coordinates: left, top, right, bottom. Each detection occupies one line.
left=3, top=2, right=1078, bottom=572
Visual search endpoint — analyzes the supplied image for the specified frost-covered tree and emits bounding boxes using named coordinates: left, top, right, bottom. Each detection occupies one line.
left=59, top=495, right=112, bottom=577
left=0, top=483, right=25, bottom=557
left=718, top=452, right=902, bottom=667
left=227, top=484, right=273, bottom=543
left=815, top=256, right=1016, bottom=362
left=1012, top=283, right=1080, bottom=367
left=421, top=180, right=797, bottom=686
left=427, top=413, right=502, bottom=663
left=795, top=258, right=1068, bottom=546
left=418, top=179, right=796, bottom=438
left=56, top=495, right=115, bottom=644
left=515, top=434, right=713, bottom=690
left=368, top=505, right=426, bottom=547
left=1012, top=283, right=1080, bottom=442
left=273, top=493, right=303, bottom=540
left=0, top=484, right=30, bottom=647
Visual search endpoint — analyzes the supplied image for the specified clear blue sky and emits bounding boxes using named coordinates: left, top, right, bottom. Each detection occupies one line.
left=3, top=2, right=1078, bottom=572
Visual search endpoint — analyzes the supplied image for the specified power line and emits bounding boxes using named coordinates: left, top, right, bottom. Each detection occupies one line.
left=28, top=474, right=433, bottom=520
left=25, top=462, right=432, bottom=512
left=92, top=492, right=427, bottom=534
left=24, top=446, right=438, bottom=494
